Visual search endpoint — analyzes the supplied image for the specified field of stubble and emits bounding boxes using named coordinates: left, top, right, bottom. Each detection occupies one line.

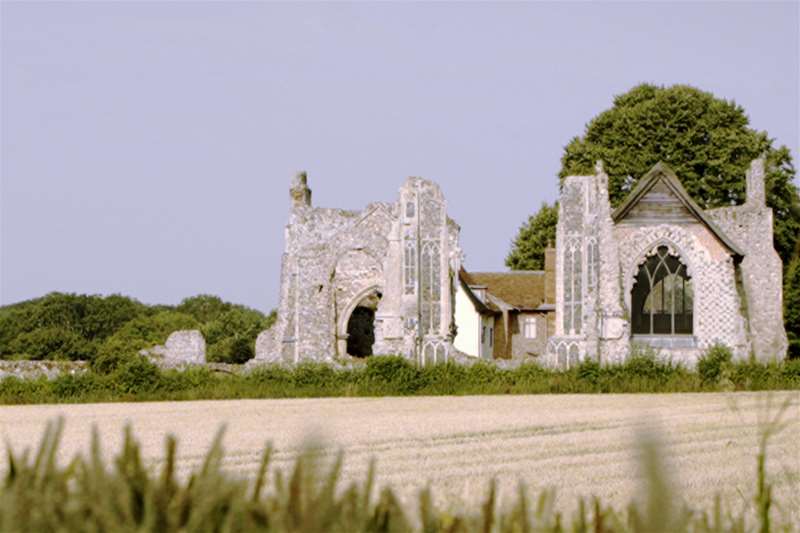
left=1, top=392, right=798, bottom=520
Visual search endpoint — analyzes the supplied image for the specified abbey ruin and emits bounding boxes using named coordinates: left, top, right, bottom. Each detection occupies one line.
left=255, top=159, right=788, bottom=366
left=543, top=158, right=787, bottom=366
left=254, top=173, right=462, bottom=364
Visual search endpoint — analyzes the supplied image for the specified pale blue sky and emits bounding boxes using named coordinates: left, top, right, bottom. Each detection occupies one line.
left=2, top=1, right=798, bottom=312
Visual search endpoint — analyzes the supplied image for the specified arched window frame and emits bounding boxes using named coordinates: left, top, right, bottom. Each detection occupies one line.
left=631, top=245, right=694, bottom=336
left=420, top=240, right=441, bottom=335
left=586, top=237, right=599, bottom=292
left=563, top=236, right=583, bottom=335
left=404, top=238, right=416, bottom=295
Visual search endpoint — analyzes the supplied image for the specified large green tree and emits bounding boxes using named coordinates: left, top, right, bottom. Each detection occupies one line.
left=508, top=83, right=800, bottom=268
left=785, top=245, right=800, bottom=358
left=505, top=202, right=558, bottom=270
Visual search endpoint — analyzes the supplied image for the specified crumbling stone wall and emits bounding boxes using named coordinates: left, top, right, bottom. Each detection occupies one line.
left=545, top=159, right=787, bottom=368
left=706, top=159, right=789, bottom=362
left=255, top=173, right=462, bottom=364
left=0, top=360, right=88, bottom=381
left=145, top=330, right=206, bottom=365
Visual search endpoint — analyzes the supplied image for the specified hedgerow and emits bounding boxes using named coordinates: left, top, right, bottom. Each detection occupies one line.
left=1, top=353, right=799, bottom=405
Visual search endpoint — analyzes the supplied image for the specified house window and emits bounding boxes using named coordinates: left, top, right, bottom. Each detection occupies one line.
left=481, top=326, right=486, bottom=343
left=523, top=316, right=537, bottom=339
left=631, top=246, right=693, bottom=335
left=489, top=327, right=493, bottom=346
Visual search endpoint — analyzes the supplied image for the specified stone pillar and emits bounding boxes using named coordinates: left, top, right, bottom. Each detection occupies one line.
left=745, top=158, right=766, bottom=207
left=741, top=158, right=788, bottom=361
left=594, top=162, right=628, bottom=363
left=290, top=171, right=312, bottom=209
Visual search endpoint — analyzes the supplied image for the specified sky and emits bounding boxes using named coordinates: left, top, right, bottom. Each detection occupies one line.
left=1, top=1, right=798, bottom=313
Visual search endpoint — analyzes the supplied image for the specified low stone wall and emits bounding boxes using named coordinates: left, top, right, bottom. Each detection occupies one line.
left=0, top=360, right=88, bottom=381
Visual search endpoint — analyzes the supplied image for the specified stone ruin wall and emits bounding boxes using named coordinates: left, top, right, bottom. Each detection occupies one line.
left=144, top=330, right=206, bottom=365
left=614, top=222, right=749, bottom=362
left=705, top=159, right=789, bottom=361
left=255, top=173, right=462, bottom=364
left=544, top=159, right=786, bottom=368
left=546, top=166, right=631, bottom=368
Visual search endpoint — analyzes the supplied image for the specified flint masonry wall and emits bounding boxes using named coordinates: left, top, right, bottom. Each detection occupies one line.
left=255, top=173, right=463, bottom=364
left=545, top=159, right=787, bottom=368
left=706, top=159, right=789, bottom=362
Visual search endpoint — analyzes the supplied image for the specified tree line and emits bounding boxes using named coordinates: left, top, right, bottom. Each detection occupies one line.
left=0, top=293, right=275, bottom=369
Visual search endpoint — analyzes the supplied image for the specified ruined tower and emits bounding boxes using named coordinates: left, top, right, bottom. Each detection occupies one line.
left=254, top=173, right=463, bottom=364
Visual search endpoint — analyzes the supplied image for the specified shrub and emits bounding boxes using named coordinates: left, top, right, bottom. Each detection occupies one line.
left=7, top=327, right=93, bottom=361
left=90, top=348, right=130, bottom=375
left=510, top=363, right=548, bottom=389
left=204, top=307, right=272, bottom=364
left=788, top=338, right=800, bottom=360
left=247, top=365, right=294, bottom=388
left=207, top=335, right=254, bottom=364
left=158, top=366, right=216, bottom=393
left=0, top=376, right=47, bottom=403
left=464, top=360, right=504, bottom=390
left=50, top=372, right=107, bottom=399
left=781, top=357, right=800, bottom=383
left=110, top=357, right=162, bottom=395
left=622, top=347, right=663, bottom=380
left=365, top=356, right=421, bottom=394
left=697, top=344, right=733, bottom=385
left=292, top=362, right=340, bottom=392
left=576, top=358, right=602, bottom=387
left=420, top=362, right=468, bottom=394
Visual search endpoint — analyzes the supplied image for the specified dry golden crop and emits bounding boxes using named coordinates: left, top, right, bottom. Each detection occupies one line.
left=2, top=392, right=798, bottom=527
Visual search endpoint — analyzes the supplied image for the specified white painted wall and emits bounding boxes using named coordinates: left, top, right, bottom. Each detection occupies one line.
left=454, top=282, right=481, bottom=357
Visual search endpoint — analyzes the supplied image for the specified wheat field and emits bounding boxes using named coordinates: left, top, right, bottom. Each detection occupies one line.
left=2, top=392, right=798, bottom=522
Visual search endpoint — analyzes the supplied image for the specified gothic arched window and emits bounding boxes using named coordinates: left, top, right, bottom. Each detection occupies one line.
left=420, top=240, right=441, bottom=334
left=404, top=238, right=416, bottom=295
left=631, top=246, right=693, bottom=335
left=587, top=238, right=599, bottom=291
left=563, top=239, right=583, bottom=335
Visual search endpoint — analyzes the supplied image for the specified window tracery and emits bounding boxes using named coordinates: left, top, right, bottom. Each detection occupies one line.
left=631, top=245, right=693, bottom=335
left=420, top=240, right=441, bottom=334
left=563, top=237, right=583, bottom=335
left=404, top=239, right=416, bottom=295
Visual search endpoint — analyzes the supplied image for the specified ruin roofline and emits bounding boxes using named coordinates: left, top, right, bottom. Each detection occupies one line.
left=610, top=161, right=745, bottom=259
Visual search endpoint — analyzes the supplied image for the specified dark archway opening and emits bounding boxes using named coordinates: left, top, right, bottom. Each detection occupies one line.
left=347, top=307, right=376, bottom=357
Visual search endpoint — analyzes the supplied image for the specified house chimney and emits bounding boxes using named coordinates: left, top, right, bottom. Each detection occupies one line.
left=745, top=157, right=766, bottom=207
left=290, top=171, right=312, bottom=209
left=544, top=243, right=556, bottom=305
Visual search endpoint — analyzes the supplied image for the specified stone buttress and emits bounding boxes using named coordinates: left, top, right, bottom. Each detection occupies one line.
left=545, top=163, right=628, bottom=367
left=706, top=159, right=789, bottom=362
